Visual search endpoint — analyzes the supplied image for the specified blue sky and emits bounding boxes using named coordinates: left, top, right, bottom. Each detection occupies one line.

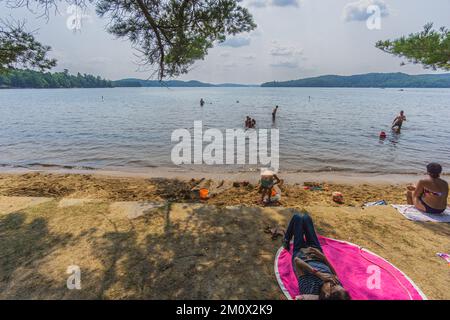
left=2, top=0, right=450, bottom=83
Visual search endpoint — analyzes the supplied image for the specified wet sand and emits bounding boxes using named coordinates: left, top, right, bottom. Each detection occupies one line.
left=0, top=166, right=426, bottom=185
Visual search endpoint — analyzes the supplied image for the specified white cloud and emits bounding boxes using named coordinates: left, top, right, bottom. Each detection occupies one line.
left=219, top=36, right=251, bottom=48
left=342, top=0, right=390, bottom=22
left=272, top=0, right=299, bottom=7
left=223, top=62, right=238, bottom=68
left=270, top=61, right=299, bottom=68
left=246, top=0, right=267, bottom=8
left=250, top=29, right=263, bottom=37
left=270, top=44, right=303, bottom=57
left=270, top=42, right=305, bottom=69
left=245, top=0, right=300, bottom=8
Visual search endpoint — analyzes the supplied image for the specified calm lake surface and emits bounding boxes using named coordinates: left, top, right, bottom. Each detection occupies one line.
left=1, top=87, right=449, bottom=174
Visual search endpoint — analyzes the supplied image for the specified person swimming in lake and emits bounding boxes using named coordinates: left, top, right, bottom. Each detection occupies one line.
left=392, top=110, right=406, bottom=131
left=282, top=212, right=351, bottom=300
left=406, top=163, right=448, bottom=214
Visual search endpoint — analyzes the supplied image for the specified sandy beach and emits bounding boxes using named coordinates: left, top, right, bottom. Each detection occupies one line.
left=1, top=0, right=450, bottom=307
left=0, top=169, right=421, bottom=204
left=0, top=171, right=448, bottom=300
left=0, top=165, right=429, bottom=184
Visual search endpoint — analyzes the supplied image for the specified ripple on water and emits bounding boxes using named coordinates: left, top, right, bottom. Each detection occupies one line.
left=0, top=87, right=449, bottom=174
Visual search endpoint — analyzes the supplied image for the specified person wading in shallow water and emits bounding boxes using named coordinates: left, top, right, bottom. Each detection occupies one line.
left=406, top=163, right=448, bottom=214
left=392, top=110, right=406, bottom=132
left=245, top=116, right=251, bottom=128
left=272, top=105, right=279, bottom=122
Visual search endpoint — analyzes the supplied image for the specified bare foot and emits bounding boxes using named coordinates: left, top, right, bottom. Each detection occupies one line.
left=406, top=190, right=414, bottom=205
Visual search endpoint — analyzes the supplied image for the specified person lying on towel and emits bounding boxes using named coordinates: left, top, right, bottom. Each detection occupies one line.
left=282, top=213, right=351, bottom=300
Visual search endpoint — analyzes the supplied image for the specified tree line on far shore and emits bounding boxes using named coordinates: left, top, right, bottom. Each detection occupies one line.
left=0, top=1, right=448, bottom=87
left=0, top=69, right=113, bottom=89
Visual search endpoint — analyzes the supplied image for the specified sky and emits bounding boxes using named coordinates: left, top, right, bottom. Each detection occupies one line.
left=2, top=0, right=450, bottom=84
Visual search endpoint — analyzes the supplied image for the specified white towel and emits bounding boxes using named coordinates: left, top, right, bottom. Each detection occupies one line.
left=391, top=205, right=450, bottom=223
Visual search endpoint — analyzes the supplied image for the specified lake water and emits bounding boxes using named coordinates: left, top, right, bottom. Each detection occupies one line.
left=0, top=87, right=449, bottom=175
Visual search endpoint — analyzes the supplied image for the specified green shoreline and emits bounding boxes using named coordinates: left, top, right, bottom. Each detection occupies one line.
left=2, top=70, right=450, bottom=89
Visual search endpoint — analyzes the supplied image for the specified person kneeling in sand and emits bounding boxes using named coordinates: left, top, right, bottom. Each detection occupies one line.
left=406, top=163, right=448, bottom=214
left=282, top=213, right=351, bottom=300
left=259, top=170, right=281, bottom=205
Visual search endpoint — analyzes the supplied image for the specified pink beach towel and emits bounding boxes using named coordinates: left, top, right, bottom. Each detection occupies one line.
left=275, top=236, right=426, bottom=300
left=437, top=253, right=450, bottom=264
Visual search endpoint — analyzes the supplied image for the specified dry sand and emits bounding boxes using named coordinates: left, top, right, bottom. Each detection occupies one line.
left=0, top=171, right=413, bottom=205
left=0, top=172, right=449, bottom=300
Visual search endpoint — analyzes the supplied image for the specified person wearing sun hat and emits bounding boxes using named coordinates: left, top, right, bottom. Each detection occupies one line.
left=259, top=169, right=281, bottom=205
left=406, top=163, right=448, bottom=214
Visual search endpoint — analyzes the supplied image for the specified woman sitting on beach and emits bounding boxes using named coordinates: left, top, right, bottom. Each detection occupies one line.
left=406, top=163, right=448, bottom=214
left=282, top=213, right=350, bottom=300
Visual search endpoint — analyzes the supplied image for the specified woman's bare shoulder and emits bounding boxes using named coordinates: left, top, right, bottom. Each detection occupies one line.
left=438, top=178, right=449, bottom=188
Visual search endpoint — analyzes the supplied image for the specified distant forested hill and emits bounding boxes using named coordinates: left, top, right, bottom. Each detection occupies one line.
left=0, top=71, right=253, bottom=89
left=113, top=78, right=254, bottom=87
left=113, top=78, right=214, bottom=87
left=0, top=69, right=113, bottom=88
left=261, top=73, right=450, bottom=88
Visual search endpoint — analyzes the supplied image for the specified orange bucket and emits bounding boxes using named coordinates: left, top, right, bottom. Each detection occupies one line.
left=199, top=188, right=209, bottom=200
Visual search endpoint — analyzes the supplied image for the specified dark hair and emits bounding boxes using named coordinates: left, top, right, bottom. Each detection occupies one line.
left=427, top=163, right=442, bottom=179
left=319, top=286, right=351, bottom=300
